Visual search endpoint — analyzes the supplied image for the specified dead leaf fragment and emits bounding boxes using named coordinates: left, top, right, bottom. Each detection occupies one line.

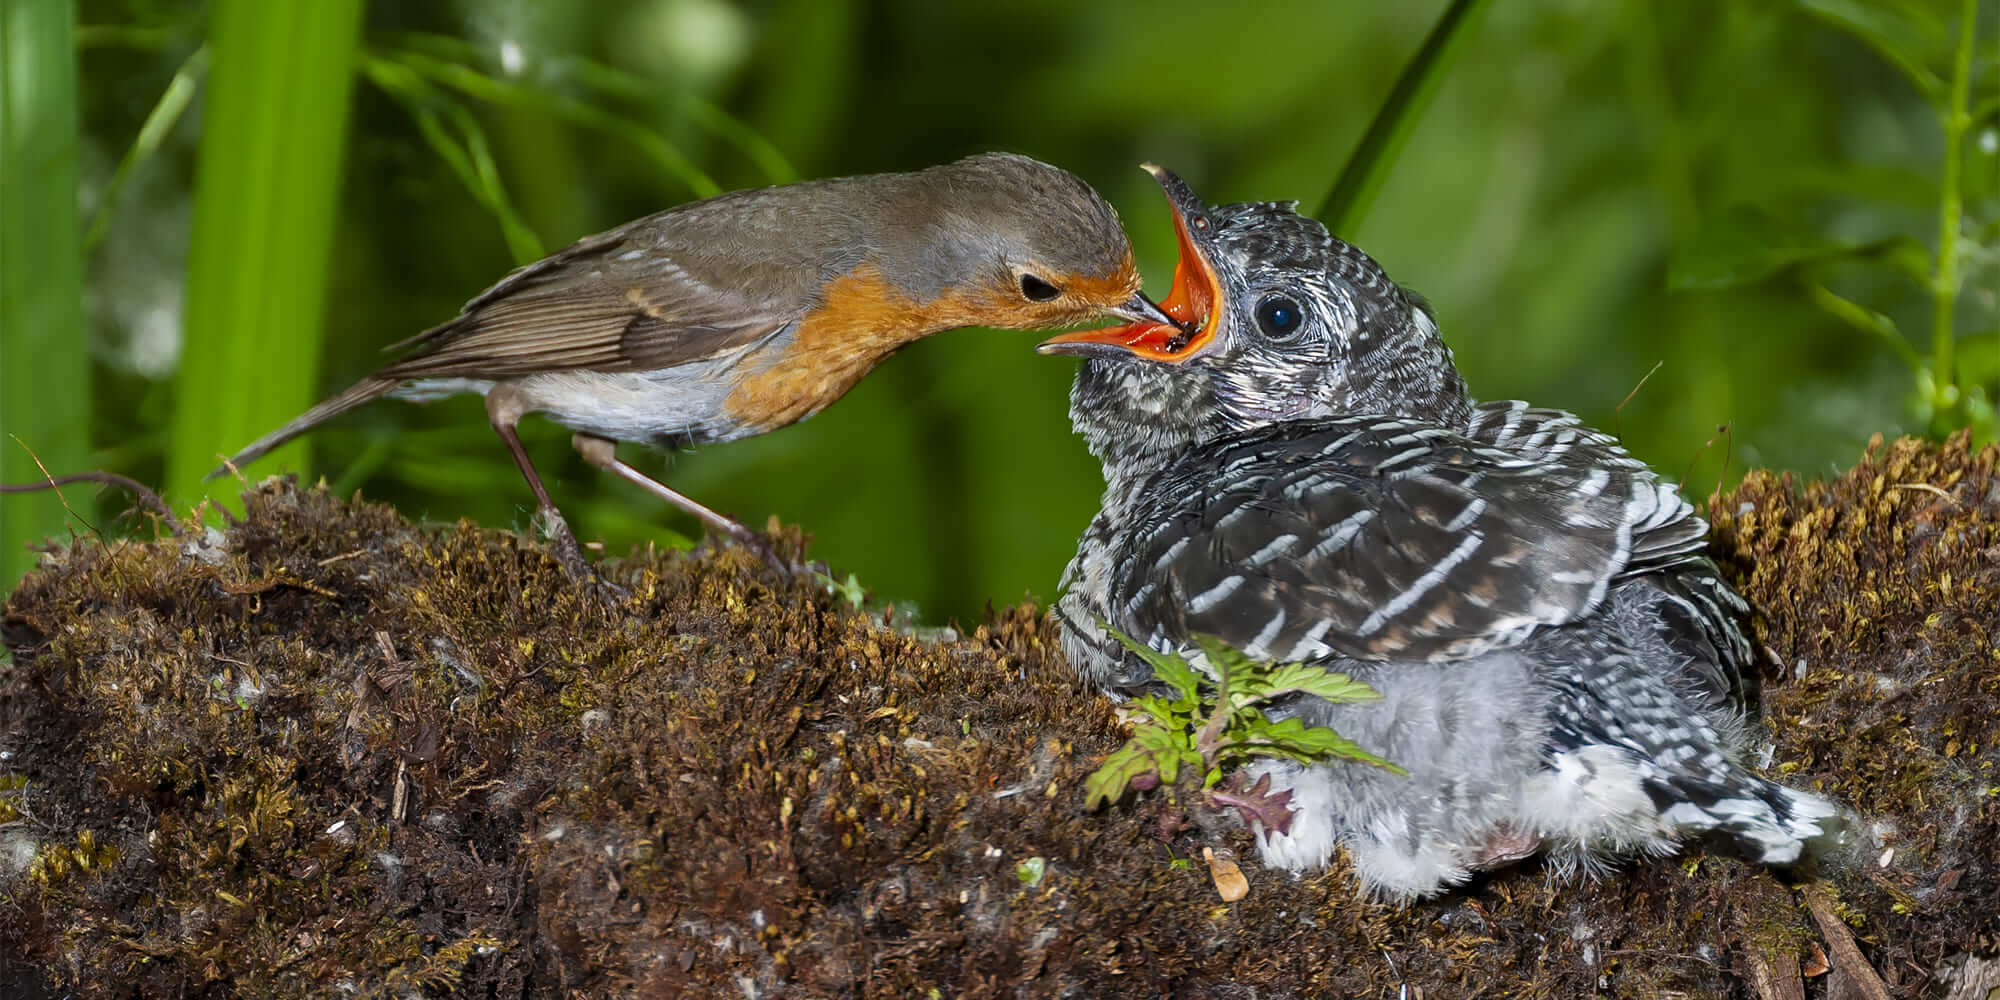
left=1205, top=846, right=1248, bottom=902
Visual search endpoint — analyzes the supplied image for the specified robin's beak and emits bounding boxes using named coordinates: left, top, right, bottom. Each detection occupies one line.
left=1106, top=290, right=1178, bottom=328
left=1038, top=163, right=1224, bottom=363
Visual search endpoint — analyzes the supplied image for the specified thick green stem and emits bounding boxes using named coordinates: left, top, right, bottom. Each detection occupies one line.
left=166, top=0, right=363, bottom=503
left=1928, top=0, right=1976, bottom=425
left=1, top=0, right=90, bottom=592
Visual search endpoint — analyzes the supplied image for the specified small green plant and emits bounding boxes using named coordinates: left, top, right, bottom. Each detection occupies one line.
left=1084, top=625, right=1403, bottom=836
left=816, top=569, right=868, bottom=609
left=1014, top=856, right=1046, bottom=887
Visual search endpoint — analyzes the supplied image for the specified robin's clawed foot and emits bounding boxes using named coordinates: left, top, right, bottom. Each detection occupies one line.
left=532, top=507, right=629, bottom=599
left=570, top=433, right=806, bottom=576
left=533, top=507, right=591, bottom=578
left=712, top=522, right=812, bottom=577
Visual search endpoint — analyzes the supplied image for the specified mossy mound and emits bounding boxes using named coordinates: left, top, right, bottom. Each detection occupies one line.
left=2, top=433, right=1995, bottom=998
left=1704, top=432, right=2000, bottom=992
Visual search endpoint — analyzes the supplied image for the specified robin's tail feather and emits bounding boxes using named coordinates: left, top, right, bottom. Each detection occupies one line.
left=205, top=377, right=401, bottom=481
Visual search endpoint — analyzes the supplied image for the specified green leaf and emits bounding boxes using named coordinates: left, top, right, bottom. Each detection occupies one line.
left=1136, top=733, right=1201, bottom=787
left=1126, top=694, right=1182, bottom=727
left=1669, top=206, right=1901, bottom=290
left=1133, top=728, right=1202, bottom=787
left=1190, top=633, right=1254, bottom=680
left=1973, top=83, right=1998, bottom=127
left=1956, top=335, right=2000, bottom=386
left=1084, top=747, right=1156, bottom=810
left=1775, top=163, right=1938, bottom=213
left=1133, top=724, right=1189, bottom=756
left=1231, top=717, right=1407, bottom=775
left=1254, top=664, right=1386, bottom=705
left=1101, top=622, right=1201, bottom=701
left=1872, top=237, right=1940, bottom=289
left=1795, top=0, right=1949, bottom=100
left=1190, top=633, right=1258, bottom=712
left=1220, top=744, right=1321, bottom=766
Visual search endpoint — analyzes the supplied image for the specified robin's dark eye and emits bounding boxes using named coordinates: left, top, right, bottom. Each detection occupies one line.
left=1255, top=295, right=1304, bottom=339
left=1019, top=274, right=1061, bottom=302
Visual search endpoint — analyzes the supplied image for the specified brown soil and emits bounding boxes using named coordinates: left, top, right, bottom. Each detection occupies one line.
left=2, top=432, right=1994, bottom=998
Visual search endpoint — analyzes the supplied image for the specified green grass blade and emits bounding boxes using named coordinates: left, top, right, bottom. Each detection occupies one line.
left=83, top=45, right=204, bottom=258
left=164, top=0, right=363, bottom=503
left=1314, top=0, right=1492, bottom=234
left=391, top=31, right=798, bottom=186
left=1, top=0, right=92, bottom=593
left=362, top=55, right=546, bottom=263
left=556, top=52, right=798, bottom=185
left=386, top=46, right=722, bottom=199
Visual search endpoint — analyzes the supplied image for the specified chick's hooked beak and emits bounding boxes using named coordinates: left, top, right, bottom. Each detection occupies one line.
left=1038, top=163, right=1224, bottom=363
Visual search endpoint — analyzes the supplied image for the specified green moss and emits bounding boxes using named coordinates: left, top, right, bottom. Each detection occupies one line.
left=26, top=829, right=120, bottom=888
left=0, top=774, right=24, bottom=825
left=3, top=438, right=1997, bottom=996
left=1701, top=431, right=2000, bottom=988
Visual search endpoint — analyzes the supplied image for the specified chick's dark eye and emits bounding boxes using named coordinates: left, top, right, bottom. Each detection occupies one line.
left=1019, top=273, right=1061, bottom=302
left=1255, top=296, right=1304, bottom=338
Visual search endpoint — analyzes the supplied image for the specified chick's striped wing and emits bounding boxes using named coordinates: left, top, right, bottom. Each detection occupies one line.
left=1464, top=399, right=1749, bottom=703
left=1464, top=401, right=1708, bottom=573
left=1108, top=415, right=1692, bottom=664
left=377, top=199, right=818, bottom=380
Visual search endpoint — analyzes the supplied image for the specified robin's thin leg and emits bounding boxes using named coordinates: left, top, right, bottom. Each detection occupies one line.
left=486, top=385, right=593, bottom=580
left=569, top=433, right=785, bottom=567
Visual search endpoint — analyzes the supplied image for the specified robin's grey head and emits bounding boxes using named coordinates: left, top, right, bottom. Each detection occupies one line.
left=888, top=153, right=1170, bottom=330
left=1040, top=164, right=1470, bottom=477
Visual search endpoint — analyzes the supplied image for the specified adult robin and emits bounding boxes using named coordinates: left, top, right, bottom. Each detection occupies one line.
left=214, top=152, right=1172, bottom=574
left=1038, top=165, right=1846, bottom=900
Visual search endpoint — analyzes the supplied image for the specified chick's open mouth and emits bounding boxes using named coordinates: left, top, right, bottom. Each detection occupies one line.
left=1037, top=166, right=1223, bottom=363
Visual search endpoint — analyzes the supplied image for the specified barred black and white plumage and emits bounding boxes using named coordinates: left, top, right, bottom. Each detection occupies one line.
left=1042, top=165, right=1846, bottom=900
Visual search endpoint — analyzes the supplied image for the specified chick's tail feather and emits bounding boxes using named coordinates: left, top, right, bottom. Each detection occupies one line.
left=1653, top=771, right=1852, bottom=866
left=205, top=377, right=402, bottom=481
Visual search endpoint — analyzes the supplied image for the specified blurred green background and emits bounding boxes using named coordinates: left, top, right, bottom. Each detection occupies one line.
left=3, top=0, right=1995, bottom=625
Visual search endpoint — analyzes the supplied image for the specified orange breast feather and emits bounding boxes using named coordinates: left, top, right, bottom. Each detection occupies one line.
left=722, top=265, right=1006, bottom=432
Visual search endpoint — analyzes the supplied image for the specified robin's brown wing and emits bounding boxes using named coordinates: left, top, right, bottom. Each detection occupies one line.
left=1108, top=414, right=1704, bottom=664
left=376, top=205, right=810, bottom=380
